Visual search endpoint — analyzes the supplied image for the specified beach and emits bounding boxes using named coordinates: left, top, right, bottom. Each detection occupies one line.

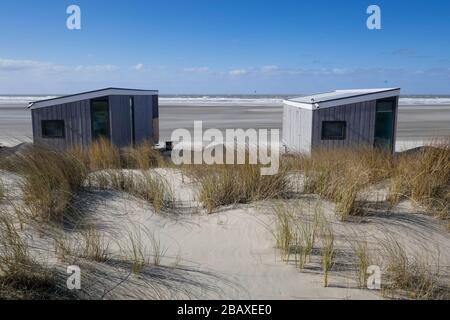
left=1, top=96, right=450, bottom=149
left=1, top=95, right=449, bottom=300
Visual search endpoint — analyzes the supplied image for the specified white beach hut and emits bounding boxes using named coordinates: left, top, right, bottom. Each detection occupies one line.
left=282, top=88, right=401, bottom=154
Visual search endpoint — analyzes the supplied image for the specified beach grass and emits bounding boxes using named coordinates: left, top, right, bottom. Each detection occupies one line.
left=81, top=227, right=110, bottom=263
left=283, top=142, right=449, bottom=223
left=0, top=212, right=76, bottom=300
left=319, top=218, right=335, bottom=288
left=273, top=202, right=296, bottom=261
left=187, top=163, right=290, bottom=214
left=388, top=140, right=450, bottom=220
left=351, top=237, right=372, bottom=289
left=123, top=140, right=166, bottom=170
left=380, top=238, right=447, bottom=299
left=69, top=137, right=165, bottom=171
left=299, top=147, right=393, bottom=221
left=0, top=177, right=4, bottom=201
left=89, top=170, right=174, bottom=213
left=2, top=145, right=87, bottom=223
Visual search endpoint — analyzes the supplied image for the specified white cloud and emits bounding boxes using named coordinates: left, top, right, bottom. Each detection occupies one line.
left=229, top=68, right=248, bottom=76
left=182, top=67, right=210, bottom=74
left=0, top=58, right=118, bottom=74
left=228, top=66, right=354, bottom=77
left=0, top=58, right=61, bottom=72
left=133, top=63, right=145, bottom=71
left=260, top=65, right=279, bottom=73
left=74, top=64, right=118, bottom=72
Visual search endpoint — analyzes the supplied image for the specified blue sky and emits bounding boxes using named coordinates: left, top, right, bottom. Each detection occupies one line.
left=0, top=0, right=449, bottom=94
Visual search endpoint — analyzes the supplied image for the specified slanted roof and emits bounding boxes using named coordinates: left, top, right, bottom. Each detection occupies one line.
left=29, top=87, right=159, bottom=110
left=284, top=88, right=400, bottom=110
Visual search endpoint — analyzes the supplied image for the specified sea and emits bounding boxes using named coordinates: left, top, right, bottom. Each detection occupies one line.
left=1, top=94, right=450, bottom=107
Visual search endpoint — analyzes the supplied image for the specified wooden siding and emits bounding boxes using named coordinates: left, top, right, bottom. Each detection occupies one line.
left=32, top=99, right=92, bottom=149
left=133, top=95, right=154, bottom=144
left=109, top=95, right=132, bottom=148
left=392, top=96, right=399, bottom=153
left=311, top=100, right=377, bottom=150
left=152, top=95, right=159, bottom=119
left=31, top=94, right=158, bottom=149
left=282, top=104, right=313, bottom=154
left=152, top=95, right=159, bottom=143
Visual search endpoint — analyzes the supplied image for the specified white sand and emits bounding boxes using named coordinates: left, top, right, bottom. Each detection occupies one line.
left=76, top=169, right=449, bottom=299
left=1, top=168, right=449, bottom=299
left=83, top=192, right=378, bottom=299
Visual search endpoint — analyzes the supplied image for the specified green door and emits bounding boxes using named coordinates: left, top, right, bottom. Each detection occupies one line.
left=374, top=99, right=395, bottom=151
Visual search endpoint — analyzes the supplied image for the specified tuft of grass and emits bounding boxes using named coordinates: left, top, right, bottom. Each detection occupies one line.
left=0, top=177, right=4, bottom=201
left=4, top=145, right=87, bottom=223
left=84, top=138, right=122, bottom=171
left=123, top=140, right=165, bottom=170
left=125, top=228, right=148, bottom=274
left=69, top=138, right=165, bottom=171
left=294, top=221, right=316, bottom=270
left=388, top=141, right=450, bottom=221
left=300, top=148, right=393, bottom=221
left=351, top=238, right=372, bottom=289
left=68, top=137, right=123, bottom=171
left=0, top=213, right=76, bottom=300
left=81, top=228, right=109, bottom=262
left=0, top=215, right=33, bottom=276
left=149, top=233, right=166, bottom=266
left=273, top=202, right=321, bottom=270
left=190, top=164, right=290, bottom=214
left=285, top=143, right=449, bottom=223
left=319, top=218, right=335, bottom=288
left=132, top=172, right=175, bottom=213
left=89, top=170, right=174, bottom=213
left=380, top=239, right=447, bottom=299
left=273, top=203, right=295, bottom=261
left=123, top=228, right=167, bottom=274
left=52, top=229, right=77, bottom=263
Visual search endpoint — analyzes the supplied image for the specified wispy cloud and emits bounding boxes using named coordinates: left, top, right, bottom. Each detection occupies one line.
left=74, top=65, right=118, bottom=72
left=1, top=57, right=450, bottom=94
left=392, top=48, right=417, bottom=56
left=260, top=65, right=279, bottom=73
left=133, top=63, right=145, bottom=71
left=227, top=66, right=354, bottom=77
left=182, top=67, right=211, bottom=74
left=0, top=58, right=61, bottom=72
left=229, top=68, right=249, bottom=76
left=0, top=58, right=118, bottom=74
left=388, top=48, right=429, bottom=59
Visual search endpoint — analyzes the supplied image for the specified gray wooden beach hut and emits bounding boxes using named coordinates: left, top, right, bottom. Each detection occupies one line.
left=282, top=88, right=400, bottom=154
left=29, top=88, right=159, bottom=149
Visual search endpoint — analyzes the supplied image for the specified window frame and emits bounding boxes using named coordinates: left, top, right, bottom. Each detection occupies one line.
left=321, top=121, right=347, bottom=141
left=41, top=120, right=65, bottom=139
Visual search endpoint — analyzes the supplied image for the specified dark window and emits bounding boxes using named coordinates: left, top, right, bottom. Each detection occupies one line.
left=91, top=98, right=110, bottom=139
left=42, top=120, right=65, bottom=138
left=374, top=99, right=395, bottom=151
left=321, top=121, right=346, bottom=140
